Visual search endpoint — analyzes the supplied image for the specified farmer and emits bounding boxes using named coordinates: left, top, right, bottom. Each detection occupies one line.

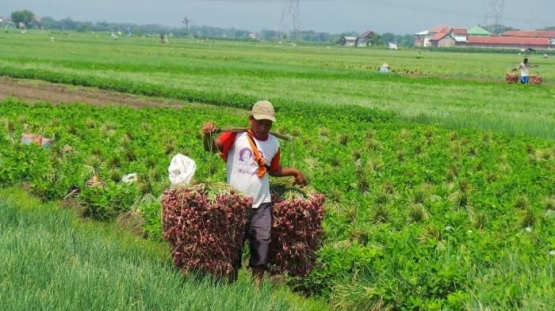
left=513, top=57, right=538, bottom=84
left=379, top=63, right=390, bottom=73
left=201, top=100, right=306, bottom=286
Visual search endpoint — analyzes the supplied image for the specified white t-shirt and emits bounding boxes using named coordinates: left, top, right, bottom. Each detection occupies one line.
left=220, top=132, right=280, bottom=208
left=518, top=62, right=529, bottom=77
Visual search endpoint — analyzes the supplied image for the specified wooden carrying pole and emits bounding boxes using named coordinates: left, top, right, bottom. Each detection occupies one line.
left=216, top=127, right=293, bottom=141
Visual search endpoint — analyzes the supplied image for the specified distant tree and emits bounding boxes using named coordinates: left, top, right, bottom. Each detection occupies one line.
left=23, top=14, right=419, bottom=46
left=336, top=34, right=346, bottom=45
left=300, top=30, right=317, bottom=41
left=39, top=16, right=56, bottom=29
left=60, top=17, right=77, bottom=31
left=234, top=29, right=250, bottom=39
left=483, top=24, right=516, bottom=34
left=539, top=26, right=555, bottom=31
left=182, top=17, right=191, bottom=35
left=260, top=29, right=280, bottom=40
left=317, top=32, right=331, bottom=42
left=395, top=34, right=414, bottom=47
left=11, top=10, right=35, bottom=28
left=367, top=33, right=382, bottom=46
left=381, top=32, right=396, bottom=45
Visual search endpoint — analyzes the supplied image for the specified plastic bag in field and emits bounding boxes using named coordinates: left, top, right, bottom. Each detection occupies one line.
left=168, top=154, right=196, bottom=186
left=122, top=173, right=138, bottom=184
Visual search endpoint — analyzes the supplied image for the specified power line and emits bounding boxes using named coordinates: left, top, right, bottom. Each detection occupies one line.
left=188, top=0, right=553, bottom=30
left=280, top=0, right=300, bottom=41
left=484, top=0, right=505, bottom=33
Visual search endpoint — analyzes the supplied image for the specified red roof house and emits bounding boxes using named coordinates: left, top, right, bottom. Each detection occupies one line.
left=429, top=33, right=456, bottom=47
left=465, top=36, right=550, bottom=49
left=500, top=30, right=555, bottom=38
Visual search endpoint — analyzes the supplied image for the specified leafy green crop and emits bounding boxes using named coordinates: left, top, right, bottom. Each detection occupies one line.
left=0, top=31, right=554, bottom=310
left=1, top=96, right=554, bottom=309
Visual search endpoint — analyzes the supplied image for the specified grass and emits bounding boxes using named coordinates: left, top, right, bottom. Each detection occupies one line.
left=466, top=251, right=555, bottom=310
left=0, top=31, right=553, bottom=140
left=0, top=187, right=329, bottom=311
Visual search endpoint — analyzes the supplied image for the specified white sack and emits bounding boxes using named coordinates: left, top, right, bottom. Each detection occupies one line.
left=168, top=154, right=196, bottom=186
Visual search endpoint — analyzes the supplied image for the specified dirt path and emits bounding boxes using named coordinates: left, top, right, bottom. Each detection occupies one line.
left=0, top=76, right=185, bottom=108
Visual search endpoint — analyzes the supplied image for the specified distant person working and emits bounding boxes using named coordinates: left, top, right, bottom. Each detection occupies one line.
left=513, top=57, right=538, bottom=84
left=379, top=63, right=390, bottom=73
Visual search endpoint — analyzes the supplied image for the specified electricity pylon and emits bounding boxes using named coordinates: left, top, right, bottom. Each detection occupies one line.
left=280, top=0, right=300, bottom=41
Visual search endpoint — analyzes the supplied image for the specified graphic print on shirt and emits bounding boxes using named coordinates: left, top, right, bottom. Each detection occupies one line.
left=238, top=147, right=260, bottom=176
left=239, top=148, right=253, bottom=162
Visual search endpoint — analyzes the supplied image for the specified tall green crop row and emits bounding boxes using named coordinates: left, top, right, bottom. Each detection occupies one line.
left=1, top=98, right=554, bottom=309
left=1, top=31, right=554, bottom=140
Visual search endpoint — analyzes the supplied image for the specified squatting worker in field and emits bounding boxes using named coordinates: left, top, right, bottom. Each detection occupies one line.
left=513, top=57, right=538, bottom=84
left=201, top=100, right=306, bottom=286
left=379, top=63, right=390, bottom=73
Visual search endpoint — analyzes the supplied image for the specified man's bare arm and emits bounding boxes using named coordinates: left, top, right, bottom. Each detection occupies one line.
left=269, top=166, right=306, bottom=187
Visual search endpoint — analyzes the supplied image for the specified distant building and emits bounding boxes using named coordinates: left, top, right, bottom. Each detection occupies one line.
left=463, top=36, right=550, bottom=50
left=449, top=28, right=468, bottom=43
left=414, top=30, right=429, bottom=47
left=414, top=25, right=555, bottom=50
left=338, top=36, right=357, bottom=47
left=358, top=30, right=376, bottom=39
left=429, top=32, right=456, bottom=47
left=428, top=27, right=468, bottom=47
left=414, top=25, right=451, bottom=47
left=467, top=26, right=491, bottom=37
left=499, top=30, right=555, bottom=39
left=356, top=30, right=376, bottom=46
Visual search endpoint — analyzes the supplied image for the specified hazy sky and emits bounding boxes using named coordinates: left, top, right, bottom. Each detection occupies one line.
left=2, top=0, right=553, bottom=34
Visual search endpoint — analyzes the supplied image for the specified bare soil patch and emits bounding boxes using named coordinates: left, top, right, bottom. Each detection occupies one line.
left=0, top=76, right=186, bottom=108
